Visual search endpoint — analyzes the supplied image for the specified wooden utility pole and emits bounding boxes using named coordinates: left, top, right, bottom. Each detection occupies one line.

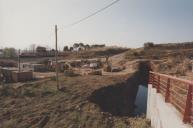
left=55, top=25, right=59, bottom=90
left=18, top=49, right=21, bottom=72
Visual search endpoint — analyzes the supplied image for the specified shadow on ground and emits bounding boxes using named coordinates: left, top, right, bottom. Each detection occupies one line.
left=88, top=61, right=151, bottom=117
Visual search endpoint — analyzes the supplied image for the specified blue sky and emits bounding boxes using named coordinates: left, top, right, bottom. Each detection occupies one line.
left=1, top=0, right=193, bottom=49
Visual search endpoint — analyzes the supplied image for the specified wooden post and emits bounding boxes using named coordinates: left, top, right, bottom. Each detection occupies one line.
left=183, top=85, right=192, bottom=123
left=55, top=25, right=59, bottom=90
left=165, top=78, right=170, bottom=102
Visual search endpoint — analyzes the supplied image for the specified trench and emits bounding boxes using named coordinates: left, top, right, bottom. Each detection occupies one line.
left=88, top=61, right=150, bottom=117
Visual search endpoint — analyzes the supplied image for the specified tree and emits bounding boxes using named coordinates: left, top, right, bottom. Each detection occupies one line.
left=69, top=47, right=73, bottom=51
left=63, top=46, right=69, bottom=51
left=78, top=43, right=84, bottom=47
left=3, top=48, right=17, bottom=58
left=144, top=42, right=154, bottom=49
left=85, top=44, right=90, bottom=49
left=73, top=43, right=79, bottom=48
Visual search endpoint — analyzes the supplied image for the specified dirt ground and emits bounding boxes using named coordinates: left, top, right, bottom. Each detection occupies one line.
left=5, top=46, right=193, bottom=128
left=0, top=74, right=150, bottom=128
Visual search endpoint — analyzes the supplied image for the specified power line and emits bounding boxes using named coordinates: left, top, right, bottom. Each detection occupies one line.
left=61, top=0, right=121, bottom=29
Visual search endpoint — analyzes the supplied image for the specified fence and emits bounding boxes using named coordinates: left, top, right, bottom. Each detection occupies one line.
left=149, top=71, right=193, bottom=124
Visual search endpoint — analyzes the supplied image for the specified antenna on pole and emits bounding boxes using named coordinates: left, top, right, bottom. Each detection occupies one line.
left=55, top=25, right=59, bottom=90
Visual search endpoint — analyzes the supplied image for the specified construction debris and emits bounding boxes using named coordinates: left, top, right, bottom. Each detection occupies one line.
left=111, top=66, right=125, bottom=72
left=64, top=70, right=78, bottom=77
left=81, top=69, right=102, bottom=76
left=103, top=65, right=112, bottom=72
left=88, top=70, right=102, bottom=75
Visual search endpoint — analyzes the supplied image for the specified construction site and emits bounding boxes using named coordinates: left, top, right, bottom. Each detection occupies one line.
left=0, top=45, right=149, bottom=128
left=1, top=41, right=193, bottom=127
left=1, top=0, right=193, bottom=128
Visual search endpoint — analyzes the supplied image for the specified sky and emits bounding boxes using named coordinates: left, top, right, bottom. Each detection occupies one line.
left=1, top=0, right=193, bottom=49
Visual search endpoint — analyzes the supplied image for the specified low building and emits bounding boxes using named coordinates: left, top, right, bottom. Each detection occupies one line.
left=0, top=67, right=17, bottom=82
left=12, top=71, right=33, bottom=82
left=20, top=63, right=47, bottom=72
left=0, top=67, right=33, bottom=82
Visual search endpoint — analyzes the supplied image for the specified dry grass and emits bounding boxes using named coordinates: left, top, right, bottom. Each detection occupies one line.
left=0, top=75, right=150, bottom=128
left=124, top=47, right=193, bottom=78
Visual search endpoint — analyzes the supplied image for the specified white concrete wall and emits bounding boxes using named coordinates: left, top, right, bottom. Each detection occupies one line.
left=146, top=84, right=192, bottom=128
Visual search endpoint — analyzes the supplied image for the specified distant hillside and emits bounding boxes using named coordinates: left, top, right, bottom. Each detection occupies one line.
left=70, top=46, right=128, bottom=59
left=144, top=42, right=193, bottom=50
left=124, top=42, right=193, bottom=76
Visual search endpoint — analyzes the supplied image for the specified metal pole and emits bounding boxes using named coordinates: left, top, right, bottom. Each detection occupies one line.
left=55, top=25, right=59, bottom=90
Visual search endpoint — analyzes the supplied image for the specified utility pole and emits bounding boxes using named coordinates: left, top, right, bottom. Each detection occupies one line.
left=55, top=25, right=59, bottom=90
left=18, top=49, right=21, bottom=72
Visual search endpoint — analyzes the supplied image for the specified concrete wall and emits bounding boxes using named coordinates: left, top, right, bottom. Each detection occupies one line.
left=146, top=84, right=192, bottom=128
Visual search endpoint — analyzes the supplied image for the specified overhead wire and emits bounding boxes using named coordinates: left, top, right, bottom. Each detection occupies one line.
left=49, top=0, right=121, bottom=49
left=60, top=0, right=121, bottom=30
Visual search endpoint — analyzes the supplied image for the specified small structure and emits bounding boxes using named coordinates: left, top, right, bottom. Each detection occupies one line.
left=21, top=63, right=47, bottom=72
left=0, top=67, right=17, bottom=82
left=12, top=71, right=33, bottom=82
left=0, top=67, right=33, bottom=82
